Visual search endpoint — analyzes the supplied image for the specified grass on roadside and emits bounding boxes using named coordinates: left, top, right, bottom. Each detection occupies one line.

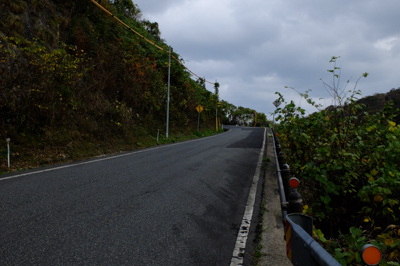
left=0, top=126, right=225, bottom=175
left=252, top=166, right=267, bottom=265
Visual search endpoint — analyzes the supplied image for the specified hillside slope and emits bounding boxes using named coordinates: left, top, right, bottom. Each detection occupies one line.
left=0, top=0, right=238, bottom=172
left=357, top=87, right=400, bottom=124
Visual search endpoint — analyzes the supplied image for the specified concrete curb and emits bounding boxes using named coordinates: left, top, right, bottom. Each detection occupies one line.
left=257, top=128, right=292, bottom=266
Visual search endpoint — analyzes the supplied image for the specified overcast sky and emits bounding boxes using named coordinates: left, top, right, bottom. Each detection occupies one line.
left=132, top=0, right=400, bottom=117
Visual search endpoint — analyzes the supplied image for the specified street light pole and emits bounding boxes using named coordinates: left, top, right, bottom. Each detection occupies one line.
left=215, top=79, right=218, bottom=132
left=166, top=46, right=171, bottom=139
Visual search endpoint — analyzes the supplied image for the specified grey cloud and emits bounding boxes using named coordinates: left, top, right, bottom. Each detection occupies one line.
left=130, top=0, right=400, bottom=116
left=132, top=0, right=186, bottom=15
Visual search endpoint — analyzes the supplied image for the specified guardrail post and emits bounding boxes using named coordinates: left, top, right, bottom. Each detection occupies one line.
left=278, top=151, right=286, bottom=167
left=273, top=133, right=279, bottom=143
left=281, top=164, right=291, bottom=199
left=288, top=187, right=303, bottom=214
left=274, top=139, right=279, bottom=147
left=276, top=143, right=282, bottom=153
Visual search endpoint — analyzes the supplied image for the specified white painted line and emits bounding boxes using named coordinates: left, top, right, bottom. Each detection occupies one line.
left=230, top=127, right=266, bottom=266
left=0, top=130, right=231, bottom=181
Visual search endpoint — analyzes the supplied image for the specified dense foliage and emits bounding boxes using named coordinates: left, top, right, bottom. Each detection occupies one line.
left=274, top=57, right=400, bottom=265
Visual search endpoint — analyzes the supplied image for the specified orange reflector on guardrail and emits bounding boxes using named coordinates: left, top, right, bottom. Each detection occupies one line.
left=289, top=177, right=299, bottom=189
left=361, top=244, right=382, bottom=266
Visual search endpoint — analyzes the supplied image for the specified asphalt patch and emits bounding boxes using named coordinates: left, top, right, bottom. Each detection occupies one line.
left=227, top=128, right=264, bottom=149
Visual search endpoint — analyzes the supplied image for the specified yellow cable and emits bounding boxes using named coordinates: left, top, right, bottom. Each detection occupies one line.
left=89, top=0, right=215, bottom=85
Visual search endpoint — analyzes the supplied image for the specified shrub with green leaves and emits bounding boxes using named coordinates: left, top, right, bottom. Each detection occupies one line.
left=274, top=57, right=400, bottom=264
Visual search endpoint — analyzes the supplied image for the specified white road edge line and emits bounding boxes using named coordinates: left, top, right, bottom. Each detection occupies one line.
left=230, top=127, right=266, bottom=266
left=0, top=129, right=231, bottom=181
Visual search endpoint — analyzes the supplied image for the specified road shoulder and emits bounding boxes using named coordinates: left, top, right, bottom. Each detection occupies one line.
left=258, top=128, right=292, bottom=266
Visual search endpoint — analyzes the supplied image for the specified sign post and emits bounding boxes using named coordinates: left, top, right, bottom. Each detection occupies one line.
left=196, top=105, right=204, bottom=132
left=272, top=99, right=281, bottom=127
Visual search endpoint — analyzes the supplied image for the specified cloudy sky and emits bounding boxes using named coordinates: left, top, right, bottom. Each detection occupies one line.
left=132, top=0, right=400, bottom=118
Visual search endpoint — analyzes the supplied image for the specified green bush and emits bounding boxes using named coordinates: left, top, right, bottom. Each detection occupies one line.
left=274, top=57, right=400, bottom=264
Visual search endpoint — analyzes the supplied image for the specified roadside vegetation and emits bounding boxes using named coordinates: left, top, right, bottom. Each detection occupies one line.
left=0, top=0, right=267, bottom=173
left=274, top=57, right=400, bottom=265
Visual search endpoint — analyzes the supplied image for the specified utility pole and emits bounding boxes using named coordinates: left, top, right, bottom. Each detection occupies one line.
left=216, top=105, right=218, bottom=131
left=166, top=46, right=171, bottom=139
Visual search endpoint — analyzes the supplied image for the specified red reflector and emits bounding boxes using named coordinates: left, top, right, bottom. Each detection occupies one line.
left=289, top=178, right=299, bottom=188
left=361, top=244, right=382, bottom=265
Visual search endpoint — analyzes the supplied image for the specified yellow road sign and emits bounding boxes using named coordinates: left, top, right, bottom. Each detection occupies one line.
left=196, top=105, right=204, bottom=113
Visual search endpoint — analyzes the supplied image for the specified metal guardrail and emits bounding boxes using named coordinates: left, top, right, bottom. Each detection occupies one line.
left=270, top=128, right=288, bottom=226
left=285, top=214, right=342, bottom=266
left=270, top=128, right=342, bottom=266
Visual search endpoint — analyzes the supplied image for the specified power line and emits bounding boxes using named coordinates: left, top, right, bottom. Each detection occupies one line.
left=89, top=0, right=215, bottom=85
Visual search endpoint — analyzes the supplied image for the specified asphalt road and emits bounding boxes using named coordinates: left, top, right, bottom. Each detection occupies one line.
left=0, top=126, right=265, bottom=265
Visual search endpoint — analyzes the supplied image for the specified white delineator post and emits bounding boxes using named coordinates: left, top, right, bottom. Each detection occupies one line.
left=6, top=138, right=10, bottom=168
